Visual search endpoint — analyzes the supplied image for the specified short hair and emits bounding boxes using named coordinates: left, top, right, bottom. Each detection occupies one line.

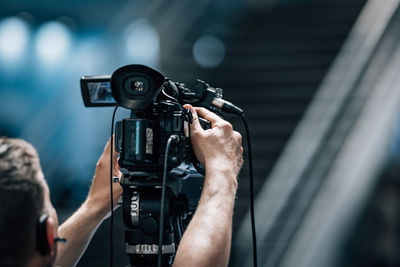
left=0, top=137, right=45, bottom=267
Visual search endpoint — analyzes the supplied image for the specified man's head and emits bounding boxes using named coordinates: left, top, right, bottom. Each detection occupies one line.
left=0, top=137, right=58, bottom=267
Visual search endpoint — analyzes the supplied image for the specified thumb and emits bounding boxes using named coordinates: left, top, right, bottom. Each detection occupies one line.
left=183, top=104, right=202, bottom=133
left=110, top=136, right=121, bottom=177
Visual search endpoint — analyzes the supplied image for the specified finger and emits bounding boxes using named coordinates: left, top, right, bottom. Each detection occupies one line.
left=101, top=137, right=121, bottom=176
left=233, top=131, right=242, bottom=143
left=194, top=107, right=224, bottom=127
left=238, top=146, right=244, bottom=156
left=111, top=137, right=121, bottom=176
left=112, top=159, right=122, bottom=177
left=102, top=136, right=119, bottom=157
left=103, top=138, right=111, bottom=155
left=112, top=139, right=119, bottom=160
left=183, top=104, right=203, bottom=133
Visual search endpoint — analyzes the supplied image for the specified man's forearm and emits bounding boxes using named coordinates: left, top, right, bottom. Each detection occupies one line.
left=55, top=200, right=106, bottom=267
left=173, top=168, right=237, bottom=267
left=54, top=138, right=122, bottom=266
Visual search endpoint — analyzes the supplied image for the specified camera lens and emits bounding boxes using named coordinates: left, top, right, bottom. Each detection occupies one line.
left=123, top=75, right=150, bottom=97
left=131, top=81, right=144, bottom=92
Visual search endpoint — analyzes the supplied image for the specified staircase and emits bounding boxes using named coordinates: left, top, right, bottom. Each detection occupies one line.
left=161, top=0, right=367, bottom=228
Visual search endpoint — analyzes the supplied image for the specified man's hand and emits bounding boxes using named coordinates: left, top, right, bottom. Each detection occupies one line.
left=86, top=137, right=123, bottom=219
left=174, top=105, right=243, bottom=267
left=55, top=138, right=122, bottom=267
left=185, top=104, right=243, bottom=185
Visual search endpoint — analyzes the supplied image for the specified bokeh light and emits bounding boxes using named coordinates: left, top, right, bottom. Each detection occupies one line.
left=34, top=21, right=73, bottom=66
left=71, top=35, right=107, bottom=74
left=0, top=17, right=30, bottom=64
left=123, top=19, right=160, bottom=67
left=193, top=35, right=225, bottom=68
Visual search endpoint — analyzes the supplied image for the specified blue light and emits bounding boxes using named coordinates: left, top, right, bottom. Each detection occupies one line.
left=0, top=17, right=30, bottom=64
left=71, top=36, right=107, bottom=74
left=34, top=21, right=72, bottom=66
left=193, top=35, right=226, bottom=68
left=124, top=19, right=160, bottom=67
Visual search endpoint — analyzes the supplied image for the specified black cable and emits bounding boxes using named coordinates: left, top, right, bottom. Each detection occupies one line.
left=110, top=105, right=119, bottom=267
left=238, top=113, right=257, bottom=267
left=176, top=214, right=183, bottom=241
left=179, top=215, right=184, bottom=233
left=158, top=135, right=177, bottom=267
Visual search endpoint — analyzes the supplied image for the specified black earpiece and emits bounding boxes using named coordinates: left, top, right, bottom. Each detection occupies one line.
left=36, top=214, right=50, bottom=256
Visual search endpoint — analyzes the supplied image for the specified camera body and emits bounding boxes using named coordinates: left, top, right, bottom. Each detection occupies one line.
left=115, top=101, right=189, bottom=173
left=81, top=64, right=221, bottom=266
left=81, top=64, right=217, bottom=176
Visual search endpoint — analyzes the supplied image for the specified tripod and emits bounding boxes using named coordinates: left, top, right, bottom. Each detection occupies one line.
left=121, top=171, right=193, bottom=267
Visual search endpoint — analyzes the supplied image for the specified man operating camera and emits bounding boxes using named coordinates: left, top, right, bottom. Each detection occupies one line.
left=0, top=105, right=243, bottom=267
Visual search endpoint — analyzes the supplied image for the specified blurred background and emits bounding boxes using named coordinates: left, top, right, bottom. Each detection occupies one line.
left=1, top=0, right=400, bottom=266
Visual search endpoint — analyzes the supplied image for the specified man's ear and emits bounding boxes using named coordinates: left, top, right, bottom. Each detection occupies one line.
left=46, top=216, right=56, bottom=254
left=37, top=214, right=56, bottom=256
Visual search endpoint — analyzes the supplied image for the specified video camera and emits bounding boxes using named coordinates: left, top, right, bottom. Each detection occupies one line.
left=80, top=64, right=242, bottom=266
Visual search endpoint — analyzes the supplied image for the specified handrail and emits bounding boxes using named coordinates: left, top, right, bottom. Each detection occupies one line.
left=233, top=1, right=400, bottom=266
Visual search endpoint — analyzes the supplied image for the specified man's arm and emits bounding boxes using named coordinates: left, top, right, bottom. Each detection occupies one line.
left=173, top=105, right=243, bottom=267
left=55, top=139, right=122, bottom=267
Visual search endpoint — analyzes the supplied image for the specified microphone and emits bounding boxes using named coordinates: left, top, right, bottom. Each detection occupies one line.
left=212, top=97, right=243, bottom=115
left=179, top=79, right=243, bottom=115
